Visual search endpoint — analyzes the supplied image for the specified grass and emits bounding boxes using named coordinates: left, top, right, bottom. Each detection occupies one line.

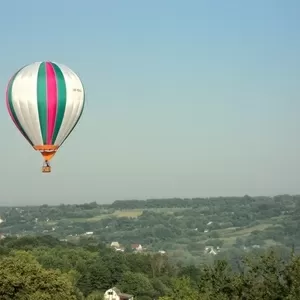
left=68, top=208, right=182, bottom=223
left=65, top=209, right=144, bottom=223
left=112, top=209, right=143, bottom=218
left=205, top=223, right=275, bottom=248
left=215, top=223, right=273, bottom=238
left=148, top=207, right=186, bottom=214
left=227, top=223, right=272, bottom=236
left=42, top=207, right=185, bottom=225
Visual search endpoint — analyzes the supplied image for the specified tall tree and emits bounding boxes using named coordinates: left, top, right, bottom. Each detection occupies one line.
left=0, top=251, right=81, bottom=300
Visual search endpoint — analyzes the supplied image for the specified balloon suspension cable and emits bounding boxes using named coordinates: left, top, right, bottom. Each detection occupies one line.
left=42, top=160, right=51, bottom=173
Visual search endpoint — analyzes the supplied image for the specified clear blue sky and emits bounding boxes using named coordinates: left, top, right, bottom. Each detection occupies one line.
left=0, top=0, right=299, bottom=205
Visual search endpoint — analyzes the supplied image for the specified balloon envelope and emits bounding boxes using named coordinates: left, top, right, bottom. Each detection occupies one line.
left=6, top=61, right=85, bottom=171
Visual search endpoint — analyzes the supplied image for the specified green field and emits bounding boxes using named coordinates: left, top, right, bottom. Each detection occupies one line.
left=215, top=224, right=274, bottom=247
left=64, top=207, right=186, bottom=223
left=113, top=209, right=143, bottom=218
left=65, top=209, right=144, bottom=223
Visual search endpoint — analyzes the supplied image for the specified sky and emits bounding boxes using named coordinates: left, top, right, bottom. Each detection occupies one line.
left=0, top=0, right=299, bottom=205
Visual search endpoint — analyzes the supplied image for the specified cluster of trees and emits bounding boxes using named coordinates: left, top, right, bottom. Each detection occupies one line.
left=0, top=236, right=174, bottom=299
left=1, top=235, right=300, bottom=299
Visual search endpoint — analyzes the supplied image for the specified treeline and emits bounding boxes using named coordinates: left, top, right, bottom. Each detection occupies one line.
left=2, top=194, right=298, bottom=212
left=110, top=197, right=252, bottom=209
left=1, top=236, right=300, bottom=299
left=110, top=194, right=298, bottom=210
left=1, top=194, right=298, bottom=221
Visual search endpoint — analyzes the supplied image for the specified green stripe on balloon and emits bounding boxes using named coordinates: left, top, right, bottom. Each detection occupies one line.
left=37, top=62, right=47, bottom=144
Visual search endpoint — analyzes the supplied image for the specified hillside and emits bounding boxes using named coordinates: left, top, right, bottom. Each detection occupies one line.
left=0, top=194, right=299, bottom=265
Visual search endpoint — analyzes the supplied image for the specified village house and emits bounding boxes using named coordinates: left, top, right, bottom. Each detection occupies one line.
left=111, top=241, right=120, bottom=248
left=85, top=231, right=93, bottom=235
left=110, top=241, right=124, bottom=252
left=204, top=246, right=220, bottom=255
left=116, top=248, right=125, bottom=252
left=104, top=287, right=133, bottom=300
left=131, top=244, right=143, bottom=251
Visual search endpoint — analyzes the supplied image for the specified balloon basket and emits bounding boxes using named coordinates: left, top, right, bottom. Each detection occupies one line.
left=42, top=166, right=51, bottom=173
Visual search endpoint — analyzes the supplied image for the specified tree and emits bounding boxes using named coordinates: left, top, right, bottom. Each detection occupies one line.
left=150, top=278, right=170, bottom=298
left=88, top=260, right=112, bottom=292
left=159, top=277, right=199, bottom=300
left=178, top=265, right=202, bottom=287
left=118, top=271, right=154, bottom=298
left=0, top=251, right=80, bottom=300
left=86, top=291, right=103, bottom=300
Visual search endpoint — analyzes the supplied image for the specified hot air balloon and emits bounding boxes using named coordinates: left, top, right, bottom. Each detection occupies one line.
left=6, top=61, right=85, bottom=173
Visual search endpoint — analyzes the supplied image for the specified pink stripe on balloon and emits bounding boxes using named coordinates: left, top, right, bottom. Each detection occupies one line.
left=45, top=62, right=58, bottom=145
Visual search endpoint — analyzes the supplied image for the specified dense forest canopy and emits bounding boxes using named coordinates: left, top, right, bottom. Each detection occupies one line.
left=1, top=235, right=300, bottom=299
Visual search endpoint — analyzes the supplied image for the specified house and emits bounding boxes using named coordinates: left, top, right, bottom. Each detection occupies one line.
left=204, top=246, right=219, bottom=255
left=115, top=247, right=125, bottom=252
left=104, top=287, right=133, bottom=300
left=131, top=244, right=143, bottom=251
left=111, top=241, right=120, bottom=248
left=110, top=242, right=125, bottom=252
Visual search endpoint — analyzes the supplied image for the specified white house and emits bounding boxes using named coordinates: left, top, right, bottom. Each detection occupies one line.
left=204, top=246, right=218, bottom=255
left=131, top=244, right=143, bottom=251
left=104, top=287, right=133, bottom=300
left=111, top=241, right=120, bottom=248
left=115, top=247, right=125, bottom=252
